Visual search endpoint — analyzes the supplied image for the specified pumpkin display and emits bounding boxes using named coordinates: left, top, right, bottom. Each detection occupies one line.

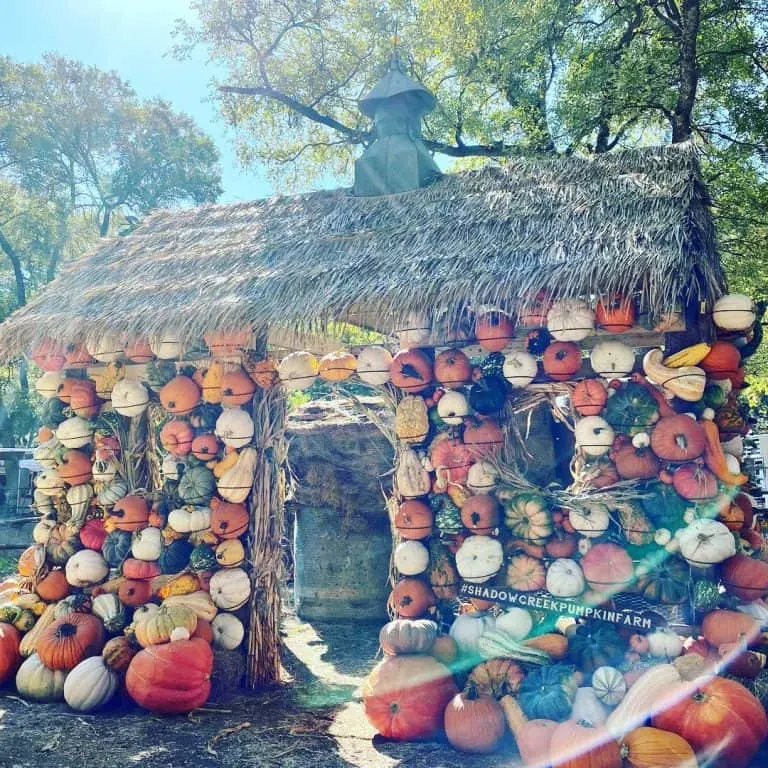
left=444, top=685, right=506, bottom=754
left=568, top=622, right=624, bottom=675
left=64, top=656, right=119, bottom=712
left=111, top=379, right=150, bottom=417
left=160, top=419, right=195, bottom=456
left=160, top=375, right=201, bottom=415
left=47, top=525, right=82, bottom=566
left=547, top=300, right=595, bottom=342
left=356, top=346, right=393, bottom=386
left=455, top=535, right=503, bottom=584
left=543, top=341, right=582, bottom=381
left=134, top=605, right=198, bottom=647
left=712, top=293, right=756, bottom=332
left=463, top=417, right=503, bottom=458
left=102, top=529, right=132, bottom=567
left=56, top=416, right=93, bottom=449
left=0, top=622, right=21, bottom=686
left=168, top=506, right=211, bottom=534
left=362, top=654, right=458, bottom=740
left=87, top=332, right=124, bottom=363
left=109, top=495, right=150, bottom=532
left=122, top=558, right=161, bottom=581
left=390, top=578, right=435, bottom=618
left=131, top=527, right=163, bottom=562
left=389, top=349, right=434, bottom=393
left=15, top=653, right=68, bottom=702
left=37, top=613, right=105, bottom=670
left=126, top=637, right=213, bottom=714
left=219, top=367, right=257, bottom=406
left=210, top=498, right=249, bottom=539
left=317, top=351, right=356, bottom=382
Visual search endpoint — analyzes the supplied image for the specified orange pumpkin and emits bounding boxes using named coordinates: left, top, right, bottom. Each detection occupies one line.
left=596, top=294, right=636, bottom=333
left=159, top=420, right=194, bottom=456
left=580, top=542, right=634, bottom=593
left=434, top=349, right=472, bottom=389
left=389, top=349, right=433, bottom=393
left=475, top=311, right=514, bottom=352
left=30, top=338, right=66, bottom=372
left=463, top=417, right=504, bottom=459
left=118, top=579, right=152, bottom=607
left=56, top=377, right=78, bottom=404
left=245, top=357, right=278, bottom=389
left=444, top=685, right=506, bottom=753
left=220, top=368, right=257, bottom=406
left=721, top=553, right=768, bottom=601
left=35, top=569, right=70, bottom=602
left=390, top=578, right=436, bottom=618
left=37, top=613, right=105, bottom=670
left=572, top=379, right=607, bottom=416
left=549, top=719, right=622, bottom=768
left=395, top=500, right=433, bottom=540
left=159, top=375, right=201, bottom=415
left=460, top=494, right=500, bottom=535
left=318, top=351, right=357, bottom=382
left=125, top=338, right=155, bottom=363
left=516, top=719, right=558, bottom=766
left=122, top=559, right=161, bottom=580
left=701, top=610, right=759, bottom=648
left=192, top=618, right=214, bottom=644
left=64, top=343, right=94, bottom=368
left=210, top=498, right=249, bottom=539
left=109, top=495, right=150, bottom=532
left=519, top=292, right=553, bottom=327
left=0, top=622, right=21, bottom=686
left=58, top=449, right=93, bottom=486
left=701, top=341, right=742, bottom=379
left=69, top=379, right=100, bottom=418
left=18, top=544, right=45, bottom=579
left=190, top=433, right=220, bottom=461
left=543, top=341, right=582, bottom=381
left=37, top=426, right=55, bottom=444
left=204, top=328, right=252, bottom=357
left=505, top=553, right=546, bottom=592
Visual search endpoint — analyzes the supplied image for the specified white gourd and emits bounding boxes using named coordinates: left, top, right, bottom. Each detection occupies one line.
left=215, top=407, right=254, bottom=449
left=393, top=540, right=429, bottom=576
left=32, top=516, right=57, bottom=545
left=712, top=294, right=756, bottom=331
left=33, top=488, right=55, bottom=515
left=590, top=341, right=636, bottom=378
left=56, top=416, right=94, bottom=449
left=150, top=333, right=185, bottom=359
left=647, top=630, right=684, bottom=660
left=591, top=666, right=627, bottom=706
left=502, top=350, right=538, bottom=388
left=278, top=351, right=319, bottom=391
left=396, top=448, right=431, bottom=498
left=162, top=591, right=218, bottom=622
left=547, top=300, right=595, bottom=342
left=33, top=439, right=59, bottom=470
left=455, top=535, right=503, bottom=584
left=212, top=612, right=245, bottom=650
left=111, top=379, right=150, bottom=417
left=168, top=506, right=211, bottom=533
left=217, top=447, right=258, bottom=503
left=467, top=461, right=499, bottom=493
left=571, top=687, right=610, bottom=725
left=64, top=657, right=119, bottom=712
left=131, top=527, right=163, bottom=561
left=356, top=346, right=392, bottom=386
left=436, top=391, right=469, bottom=425
left=65, top=549, right=108, bottom=588
left=87, top=332, right=124, bottom=363
left=34, top=371, right=64, bottom=399
left=92, top=458, right=119, bottom=484
left=66, top=484, right=94, bottom=527
left=569, top=503, right=611, bottom=538
left=677, top=518, right=735, bottom=567
left=449, top=612, right=495, bottom=653
left=546, top=558, right=586, bottom=597
left=133, top=603, right=161, bottom=623
left=161, top=453, right=183, bottom=482
left=16, top=654, right=68, bottom=702
left=35, top=469, right=64, bottom=496
left=574, top=416, right=615, bottom=457
left=209, top=568, right=251, bottom=610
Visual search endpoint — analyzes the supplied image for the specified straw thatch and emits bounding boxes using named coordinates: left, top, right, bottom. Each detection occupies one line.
left=0, top=143, right=724, bottom=358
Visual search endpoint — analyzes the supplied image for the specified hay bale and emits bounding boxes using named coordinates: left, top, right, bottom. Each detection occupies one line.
left=208, top=649, right=246, bottom=704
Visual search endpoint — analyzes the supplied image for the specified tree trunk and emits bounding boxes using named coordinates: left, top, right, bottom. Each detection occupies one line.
left=672, top=0, right=700, bottom=143
left=0, top=227, right=27, bottom=308
left=99, top=207, right=111, bottom=237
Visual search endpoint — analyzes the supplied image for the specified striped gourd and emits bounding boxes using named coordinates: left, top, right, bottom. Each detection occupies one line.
left=19, top=603, right=58, bottom=657
left=477, top=629, right=550, bottom=665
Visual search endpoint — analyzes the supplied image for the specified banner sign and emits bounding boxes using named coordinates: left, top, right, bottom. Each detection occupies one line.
left=458, top=582, right=665, bottom=631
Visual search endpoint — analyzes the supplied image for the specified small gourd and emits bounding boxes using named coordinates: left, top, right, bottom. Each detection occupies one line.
left=395, top=396, right=429, bottom=442
left=396, top=448, right=431, bottom=499
left=591, top=665, right=627, bottom=706
left=131, top=527, right=163, bottom=561
left=502, top=350, right=538, bottom=388
left=643, top=348, right=706, bottom=402
left=56, top=417, right=94, bottom=449
left=436, top=391, right=470, bottom=426
left=546, top=558, right=586, bottom=598
left=646, top=630, right=683, bottom=660
left=356, top=346, right=392, bottom=386
left=217, top=447, right=258, bottom=504
left=393, top=541, right=429, bottom=576
left=455, top=535, right=504, bottom=584
left=211, top=613, right=245, bottom=650
left=590, top=340, right=635, bottom=378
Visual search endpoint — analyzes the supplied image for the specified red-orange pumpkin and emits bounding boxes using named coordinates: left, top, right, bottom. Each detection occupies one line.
left=122, top=559, right=161, bottom=580
left=35, top=569, right=70, bottom=602
left=549, top=719, right=622, bottom=768
left=444, top=685, right=506, bottom=753
left=672, top=463, right=718, bottom=501
left=463, top=418, right=504, bottom=459
left=611, top=442, right=660, bottom=480
left=58, top=449, right=93, bottom=486
left=700, top=341, right=742, bottom=380
left=734, top=493, right=754, bottom=530
left=56, top=377, right=77, bottom=404
left=506, top=553, right=546, bottom=592
left=210, top=497, right=249, bottom=539
left=160, top=419, right=194, bottom=456
left=652, top=676, right=767, bottom=768
left=650, top=415, right=706, bottom=462
left=79, top=518, right=107, bottom=551
left=159, top=376, right=201, bottom=415
left=520, top=292, right=553, bottom=327
left=37, top=613, right=105, bottom=670
left=30, top=338, right=66, bottom=372
left=389, top=349, right=434, bottom=393
left=460, top=494, right=500, bottom=535
left=543, top=342, right=582, bottom=381
left=580, top=542, right=634, bottom=593
left=126, top=637, right=213, bottom=713
left=70, top=379, right=100, bottom=418
left=475, top=311, right=514, bottom=352
left=721, top=553, right=768, bottom=601
left=192, top=619, right=214, bottom=644
left=190, top=433, right=219, bottom=461
left=390, top=578, right=436, bottom=618
left=125, top=338, right=155, bottom=363
left=220, top=368, right=257, bottom=407
left=204, top=328, right=252, bottom=357
left=362, top=654, right=458, bottom=740
left=572, top=379, right=608, bottom=416
left=64, top=343, right=94, bottom=368
left=595, top=294, right=636, bottom=333
left=395, top=500, right=434, bottom=540
left=0, top=622, right=21, bottom=685
left=109, top=495, right=150, bottom=532
left=434, top=348, right=472, bottom=389
left=517, top=719, right=558, bottom=766
left=118, top=579, right=152, bottom=607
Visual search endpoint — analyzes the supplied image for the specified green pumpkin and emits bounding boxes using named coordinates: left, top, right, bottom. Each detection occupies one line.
left=518, top=663, right=578, bottom=721
left=146, top=359, right=177, bottom=391
left=159, top=538, right=193, bottom=574
left=639, top=482, right=688, bottom=532
left=468, top=375, right=507, bottom=415
left=692, top=579, right=722, bottom=612
left=102, top=529, right=133, bottom=567
left=567, top=622, right=625, bottom=676
left=40, top=396, right=68, bottom=427
left=635, top=553, right=690, bottom=605
left=189, top=543, right=217, bottom=572
left=480, top=352, right=505, bottom=378
left=430, top=494, right=462, bottom=535
left=178, top=465, right=216, bottom=505
left=603, top=381, right=659, bottom=437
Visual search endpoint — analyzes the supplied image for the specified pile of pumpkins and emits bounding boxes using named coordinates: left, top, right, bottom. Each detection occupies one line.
left=359, top=293, right=768, bottom=765
left=0, top=329, right=271, bottom=713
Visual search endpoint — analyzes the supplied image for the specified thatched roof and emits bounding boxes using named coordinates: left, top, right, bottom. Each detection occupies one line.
left=0, top=143, right=725, bottom=358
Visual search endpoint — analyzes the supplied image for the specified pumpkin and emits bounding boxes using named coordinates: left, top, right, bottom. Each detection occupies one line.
left=149, top=333, right=185, bottom=360
left=518, top=663, right=578, bottom=722
left=700, top=340, right=742, bottom=379
left=356, top=346, right=392, bottom=386
left=721, top=553, right=768, bottom=601
left=34, top=370, right=65, bottom=399
left=56, top=376, right=78, bottom=404
left=66, top=550, right=107, bottom=588
left=54, top=594, right=92, bottom=620
left=46, top=524, right=82, bottom=565
left=712, top=293, right=756, bottom=332
left=701, top=609, right=758, bottom=647
left=428, top=539, right=460, bottom=602
left=652, top=676, right=767, bottom=768
left=111, top=379, right=150, bottom=417
left=109, top=495, right=150, bottom=532
left=395, top=500, right=433, bottom=539
left=215, top=407, right=254, bottom=449
left=160, top=419, right=194, bottom=456
left=393, top=540, right=429, bottom=576
left=362, top=654, right=458, bottom=740
left=162, top=591, right=217, bottom=622
left=436, top=390, right=470, bottom=426
left=444, top=684, right=506, bottom=754
left=466, top=461, right=499, bottom=494
left=56, top=416, right=93, bottom=449
left=123, top=337, right=154, bottom=363
left=463, top=417, right=504, bottom=459
left=198, top=360, right=224, bottom=404
left=581, top=543, right=633, bottom=593
left=70, top=379, right=100, bottom=418
left=316, top=351, right=356, bottom=383
left=126, top=636, right=213, bottom=713
left=218, top=368, right=256, bottom=406
left=460, top=494, right=500, bottom=535
left=208, top=497, right=248, bottom=540
left=102, top=635, right=137, bottom=674
left=575, top=416, right=615, bottom=457
left=56, top=449, right=92, bottom=487
left=596, top=293, right=636, bottom=333
left=515, top=718, right=559, bottom=767
left=549, top=718, right=622, bottom=768
left=379, top=619, right=438, bottom=656
left=547, top=300, right=595, bottom=342
left=160, top=375, right=201, bottom=415
left=37, top=613, right=105, bottom=671
left=97, top=478, right=128, bottom=508
left=129, top=527, right=163, bottom=562
left=672, top=463, right=718, bottom=500
left=0, top=622, right=21, bottom=685
left=64, top=655, right=119, bottom=712
left=646, top=629, right=683, bottom=660
left=102, top=529, right=132, bottom=567
left=192, top=618, right=214, bottom=644
left=118, top=579, right=152, bottom=607
left=620, top=727, right=697, bottom=768
left=546, top=558, right=586, bottom=598
left=217, top=446, right=258, bottom=503
left=568, top=503, right=610, bottom=539
left=134, top=604, right=198, bottom=647
left=214, top=539, right=244, bottom=569
left=475, top=311, right=514, bottom=352
left=634, top=555, right=689, bottom=604
left=15, top=653, right=68, bottom=701
left=651, top=416, right=707, bottom=463
left=90, top=593, right=127, bottom=634
left=33, top=514, right=57, bottom=545
left=18, top=543, right=47, bottom=578
left=211, top=612, right=245, bottom=650
left=390, top=578, right=435, bottom=618
left=156, top=539, right=192, bottom=575
left=179, top=465, right=216, bottom=505
left=505, top=553, right=546, bottom=592
left=35, top=569, right=69, bottom=602
left=568, top=623, right=625, bottom=676
left=188, top=543, right=217, bottom=572
left=168, top=506, right=211, bottom=534
left=87, top=332, right=124, bottom=363
left=278, top=351, right=319, bottom=391
left=469, top=658, right=525, bottom=699
left=89, top=361, right=126, bottom=399
left=571, top=687, right=611, bottom=726
left=678, top=518, right=735, bottom=567
left=433, top=348, right=471, bottom=389
left=389, top=349, right=434, bottom=393
left=30, top=338, right=67, bottom=371
left=592, top=666, right=627, bottom=706
left=499, top=349, right=538, bottom=388
left=209, top=567, right=250, bottom=610
left=590, top=340, right=636, bottom=378
left=189, top=433, right=218, bottom=463
left=603, top=381, right=659, bottom=437
left=122, top=558, right=161, bottom=580
left=430, top=635, right=458, bottom=665
left=542, top=341, right=582, bottom=381
left=572, top=379, right=608, bottom=417
left=203, top=328, right=252, bottom=357
left=611, top=442, right=660, bottom=480
left=498, top=490, right=552, bottom=543
left=455, top=535, right=503, bottom=584
left=396, top=448, right=431, bottom=499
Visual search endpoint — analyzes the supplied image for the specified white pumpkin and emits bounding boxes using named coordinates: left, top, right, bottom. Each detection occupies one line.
left=35, top=469, right=64, bottom=496
left=168, top=506, right=211, bottom=534
left=547, top=300, right=595, bottom=342
left=215, top=407, right=254, bottom=449
left=713, top=293, right=756, bottom=332
left=131, top=526, right=163, bottom=561
left=150, top=333, right=186, bottom=360
left=32, top=515, right=57, bottom=545
left=64, top=656, right=119, bottom=712
left=569, top=503, right=611, bottom=538
left=217, top=447, right=258, bottom=504
left=590, top=340, right=635, bottom=378
left=35, top=371, right=64, bottom=399
left=111, top=379, right=149, bottom=417
left=161, top=453, right=184, bottom=482
left=591, top=666, right=627, bottom=706
left=455, top=535, right=504, bottom=584
left=133, top=603, right=161, bottom=624
left=571, top=687, right=610, bottom=725
left=209, top=567, right=251, bottom=610
left=393, top=540, right=429, bottom=576
left=212, top=612, right=245, bottom=650
left=678, top=518, right=735, bottom=567
left=437, top=390, right=469, bottom=425
left=546, top=558, right=586, bottom=597
left=449, top=612, right=495, bottom=653
left=494, top=608, right=533, bottom=641
left=574, top=416, right=615, bottom=457
left=56, top=416, right=93, bottom=449
left=33, top=439, right=59, bottom=470
left=92, top=458, right=119, bottom=484
left=66, top=483, right=94, bottom=525
left=87, top=332, right=124, bottom=363
left=467, top=461, right=499, bottom=493
left=396, top=314, right=432, bottom=347
left=502, top=350, right=538, bottom=388
left=356, top=346, right=393, bottom=386
left=16, top=654, right=68, bottom=702
left=33, top=488, right=55, bottom=515
left=396, top=448, right=431, bottom=499
left=65, top=549, right=108, bottom=588
left=278, top=351, right=319, bottom=391
left=97, top=478, right=128, bottom=507
left=647, top=629, right=684, bottom=660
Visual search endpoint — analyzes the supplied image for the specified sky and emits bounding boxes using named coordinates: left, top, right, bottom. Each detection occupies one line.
left=0, top=0, right=273, bottom=203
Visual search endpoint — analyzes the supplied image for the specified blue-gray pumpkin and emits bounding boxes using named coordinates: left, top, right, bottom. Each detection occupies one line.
left=159, top=539, right=193, bottom=574
left=178, top=465, right=216, bottom=505
left=102, top=530, right=132, bottom=567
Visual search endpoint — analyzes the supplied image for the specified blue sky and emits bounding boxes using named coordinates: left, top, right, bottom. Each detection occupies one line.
left=0, top=0, right=272, bottom=203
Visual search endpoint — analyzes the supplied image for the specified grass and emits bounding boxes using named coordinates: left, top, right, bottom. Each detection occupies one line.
left=0, top=553, right=17, bottom=579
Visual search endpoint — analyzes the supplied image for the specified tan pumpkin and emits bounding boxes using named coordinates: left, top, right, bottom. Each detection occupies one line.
left=134, top=605, right=198, bottom=648
left=162, top=591, right=218, bottom=622
left=318, top=351, right=357, bottom=382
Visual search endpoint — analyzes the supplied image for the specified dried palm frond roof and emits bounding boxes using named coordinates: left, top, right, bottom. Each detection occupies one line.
left=0, top=142, right=724, bottom=358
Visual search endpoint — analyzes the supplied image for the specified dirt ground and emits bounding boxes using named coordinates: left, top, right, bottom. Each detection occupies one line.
left=0, top=609, right=523, bottom=768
